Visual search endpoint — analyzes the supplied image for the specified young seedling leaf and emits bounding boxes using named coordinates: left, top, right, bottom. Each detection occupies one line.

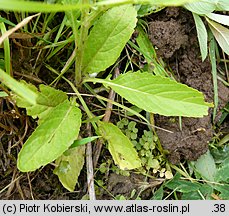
left=207, top=18, right=229, bottom=55
left=82, top=5, right=137, bottom=74
left=192, top=13, right=208, bottom=61
left=193, top=150, right=217, bottom=181
left=17, top=100, right=82, bottom=172
left=0, top=68, right=37, bottom=105
left=184, top=1, right=215, bottom=15
left=98, top=121, right=141, bottom=170
left=206, top=13, right=229, bottom=27
left=93, top=72, right=212, bottom=117
left=54, top=145, right=85, bottom=192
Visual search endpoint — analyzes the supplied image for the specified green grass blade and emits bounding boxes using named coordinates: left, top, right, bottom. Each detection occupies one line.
left=0, top=69, right=38, bottom=105
left=193, top=13, right=208, bottom=61
left=209, top=32, right=218, bottom=120
left=0, top=0, right=199, bottom=13
left=0, top=0, right=89, bottom=12
left=0, top=22, right=11, bottom=75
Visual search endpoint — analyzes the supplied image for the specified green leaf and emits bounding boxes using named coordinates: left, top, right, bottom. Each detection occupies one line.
left=218, top=134, right=229, bottom=146
left=215, top=0, right=229, bottom=11
left=211, top=145, right=229, bottom=164
left=15, top=84, right=68, bottom=121
left=136, top=26, right=157, bottom=60
left=135, top=26, right=167, bottom=76
left=17, top=100, right=82, bottom=172
left=137, top=4, right=164, bottom=17
left=126, top=105, right=142, bottom=116
left=207, top=18, right=229, bottom=55
left=181, top=184, right=213, bottom=200
left=98, top=0, right=200, bottom=7
left=0, top=59, right=4, bottom=70
left=215, top=163, right=229, bottom=183
left=193, top=13, right=208, bottom=61
left=193, top=150, right=217, bottom=181
left=0, top=0, right=199, bottom=13
left=98, top=121, right=141, bottom=170
left=166, top=178, right=201, bottom=193
left=215, top=157, right=229, bottom=183
left=0, top=91, right=8, bottom=97
left=151, top=186, right=164, bottom=200
left=209, top=32, right=218, bottom=120
left=0, top=68, right=37, bottom=105
left=184, top=1, right=216, bottom=15
left=206, top=13, right=229, bottom=27
left=28, top=85, right=68, bottom=121
left=82, top=5, right=137, bottom=74
left=54, top=145, right=85, bottom=192
left=214, top=184, right=229, bottom=199
left=70, top=136, right=100, bottom=148
left=0, top=0, right=89, bottom=12
left=93, top=72, right=212, bottom=117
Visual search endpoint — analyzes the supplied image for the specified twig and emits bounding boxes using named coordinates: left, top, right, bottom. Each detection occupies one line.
left=27, top=173, right=34, bottom=200
left=93, top=67, right=120, bottom=168
left=90, top=103, right=173, bottom=134
left=0, top=13, right=40, bottom=46
left=86, top=123, right=96, bottom=200
left=5, top=168, right=17, bottom=198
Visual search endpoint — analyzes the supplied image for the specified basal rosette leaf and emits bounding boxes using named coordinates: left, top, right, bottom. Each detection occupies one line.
left=82, top=5, right=137, bottom=74
left=93, top=72, right=212, bottom=117
left=54, top=145, right=85, bottom=192
left=98, top=121, right=141, bottom=170
left=17, top=100, right=82, bottom=172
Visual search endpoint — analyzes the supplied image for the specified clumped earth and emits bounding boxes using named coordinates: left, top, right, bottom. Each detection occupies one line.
left=149, top=7, right=229, bottom=163
left=0, top=7, right=228, bottom=200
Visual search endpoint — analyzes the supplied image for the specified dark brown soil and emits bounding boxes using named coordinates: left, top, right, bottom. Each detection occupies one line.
left=0, top=97, right=86, bottom=199
left=149, top=7, right=229, bottom=164
left=98, top=173, right=163, bottom=200
left=0, top=7, right=228, bottom=200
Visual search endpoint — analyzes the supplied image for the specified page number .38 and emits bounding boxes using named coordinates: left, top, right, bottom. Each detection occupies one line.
left=212, top=204, right=226, bottom=213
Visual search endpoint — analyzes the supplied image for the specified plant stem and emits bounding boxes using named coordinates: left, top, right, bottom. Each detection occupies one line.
left=44, top=63, right=98, bottom=132
left=75, top=0, right=90, bottom=85
left=86, top=123, right=96, bottom=200
left=64, top=78, right=98, bottom=132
